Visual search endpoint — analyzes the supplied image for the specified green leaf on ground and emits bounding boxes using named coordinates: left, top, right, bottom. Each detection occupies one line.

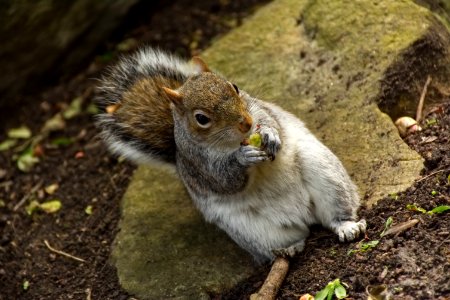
left=40, top=200, right=62, bottom=213
left=51, top=137, right=74, bottom=146
left=17, top=149, right=40, bottom=172
left=380, top=216, right=393, bottom=237
left=63, top=97, right=83, bottom=119
left=85, top=205, right=93, bottom=215
left=428, top=205, right=450, bottom=214
left=44, top=183, right=59, bottom=195
left=85, top=103, right=99, bottom=115
left=348, top=240, right=379, bottom=255
left=25, top=200, right=41, bottom=215
left=26, top=200, right=62, bottom=215
left=315, top=279, right=348, bottom=300
left=315, top=287, right=329, bottom=300
left=23, top=280, right=29, bottom=290
left=426, top=118, right=437, bottom=126
left=360, top=240, right=379, bottom=251
left=407, top=203, right=450, bottom=215
left=406, top=204, right=427, bottom=214
left=334, top=284, right=347, bottom=299
left=0, top=199, right=6, bottom=207
left=8, top=126, right=32, bottom=139
left=0, top=139, right=18, bottom=151
left=42, top=113, right=66, bottom=132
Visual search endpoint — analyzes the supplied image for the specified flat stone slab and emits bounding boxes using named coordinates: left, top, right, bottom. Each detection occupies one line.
left=110, top=0, right=450, bottom=298
left=111, top=167, right=254, bottom=299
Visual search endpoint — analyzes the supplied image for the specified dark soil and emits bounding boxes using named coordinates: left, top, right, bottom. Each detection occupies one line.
left=0, top=1, right=269, bottom=299
left=1, top=1, right=449, bottom=300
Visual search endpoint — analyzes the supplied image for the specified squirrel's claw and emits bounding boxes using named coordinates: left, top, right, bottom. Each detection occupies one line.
left=333, top=219, right=367, bottom=242
left=237, top=145, right=268, bottom=166
left=258, top=127, right=281, bottom=160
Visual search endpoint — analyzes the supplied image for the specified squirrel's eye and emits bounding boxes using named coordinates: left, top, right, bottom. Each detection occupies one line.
left=232, top=83, right=239, bottom=94
left=195, top=113, right=211, bottom=127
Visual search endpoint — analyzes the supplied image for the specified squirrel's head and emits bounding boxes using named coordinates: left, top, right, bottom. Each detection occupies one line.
left=163, top=58, right=253, bottom=148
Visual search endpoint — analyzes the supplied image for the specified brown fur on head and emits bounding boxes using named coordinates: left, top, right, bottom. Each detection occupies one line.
left=164, top=71, right=253, bottom=147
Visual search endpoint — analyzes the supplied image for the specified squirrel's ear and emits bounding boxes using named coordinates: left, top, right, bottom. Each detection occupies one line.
left=192, top=56, right=211, bottom=73
left=162, top=87, right=183, bottom=105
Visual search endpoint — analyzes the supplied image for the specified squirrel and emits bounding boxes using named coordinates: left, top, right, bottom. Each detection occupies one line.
left=95, top=47, right=366, bottom=263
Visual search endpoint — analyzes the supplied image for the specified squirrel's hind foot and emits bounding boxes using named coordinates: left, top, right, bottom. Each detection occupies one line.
left=272, top=240, right=305, bottom=259
left=332, top=219, right=367, bottom=242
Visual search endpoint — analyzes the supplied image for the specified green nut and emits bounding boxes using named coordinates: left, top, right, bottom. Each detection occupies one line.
left=248, top=133, right=262, bottom=148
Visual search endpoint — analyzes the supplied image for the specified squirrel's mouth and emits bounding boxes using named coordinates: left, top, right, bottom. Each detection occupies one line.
left=212, top=130, right=247, bottom=150
left=238, top=115, right=253, bottom=134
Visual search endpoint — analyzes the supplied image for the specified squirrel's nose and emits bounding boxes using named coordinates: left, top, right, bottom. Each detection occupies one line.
left=239, top=114, right=253, bottom=133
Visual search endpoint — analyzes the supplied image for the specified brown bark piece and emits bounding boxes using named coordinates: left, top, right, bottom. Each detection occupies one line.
left=251, top=257, right=290, bottom=300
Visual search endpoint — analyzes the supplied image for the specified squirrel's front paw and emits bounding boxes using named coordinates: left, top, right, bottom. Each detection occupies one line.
left=236, top=145, right=268, bottom=166
left=258, top=127, right=281, bottom=160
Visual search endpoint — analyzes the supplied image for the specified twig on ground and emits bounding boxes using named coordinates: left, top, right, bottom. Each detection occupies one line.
left=415, top=169, right=447, bottom=183
left=13, top=181, right=43, bottom=212
left=416, top=75, right=432, bottom=123
left=86, top=288, right=92, bottom=300
left=44, top=240, right=86, bottom=263
left=251, top=257, right=290, bottom=300
left=381, top=219, right=419, bottom=237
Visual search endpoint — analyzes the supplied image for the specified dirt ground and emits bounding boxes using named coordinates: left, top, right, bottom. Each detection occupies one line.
left=1, top=1, right=449, bottom=299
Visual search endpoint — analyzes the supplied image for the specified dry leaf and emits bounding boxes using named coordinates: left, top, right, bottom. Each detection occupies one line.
left=420, top=136, right=437, bottom=144
left=42, top=113, right=66, bottom=132
left=44, top=183, right=59, bottom=195
left=85, top=205, right=93, bottom=215
left=40, top=200, right=62, bottom=213
left=0, top=139, right=17, bottom=151
left=381, top=219, right=419, bottom=237
left=8, top=126, right=32, bottom=139
left=63, top=97, right=83, bottom=119
left=17, top=150, right=40, bottom=172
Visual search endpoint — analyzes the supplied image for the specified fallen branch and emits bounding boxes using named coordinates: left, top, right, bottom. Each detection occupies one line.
left=416, top=75, right=432, bottom=123
left=44, top=240, right=86, bottom=263
left=251, top=257, right=290, bottom=300
left=381, top=219, right=419, bottom=237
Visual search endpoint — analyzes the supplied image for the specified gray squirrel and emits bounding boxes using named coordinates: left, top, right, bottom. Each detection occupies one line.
left=95, top=47, right=366, bottom=263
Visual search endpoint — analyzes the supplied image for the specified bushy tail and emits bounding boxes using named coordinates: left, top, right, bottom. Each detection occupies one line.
left=95, top=47, right=200, bottom=165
